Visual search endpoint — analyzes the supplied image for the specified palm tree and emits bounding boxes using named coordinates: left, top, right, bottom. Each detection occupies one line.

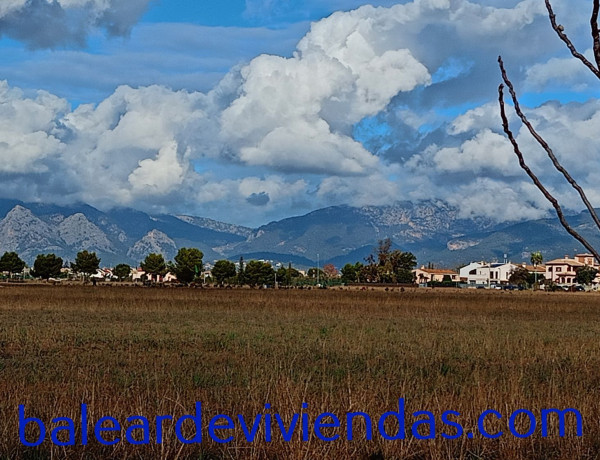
left=530, top=251, right=543, bottom=287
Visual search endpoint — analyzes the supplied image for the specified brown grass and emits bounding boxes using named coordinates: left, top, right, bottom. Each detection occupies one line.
left=0, top=286, right=599, bottom=459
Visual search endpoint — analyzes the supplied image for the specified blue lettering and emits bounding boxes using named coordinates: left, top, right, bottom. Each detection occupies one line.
left=478, top=410, right=503, bottom=439
left=377, top=398, right=405, bottom=440
left=19, top=405, right=45, bottom=447
left=126, top=416, right=150, bottom=445
left=314, top=412, right=340, bottom=441
left=541, top=408, right=583, bottom=437
left=94, top=416, right=120, bottom=446
left=275, top=414, right=299, bottom=442
left=411, top=411, right=435, bottom=440
left=238, top=414, right=262, bottom=442
left=51, top=417, right=75, bottom=446
left=301, top=403, right=309, bottom=441
left=509, top=409, right=536, bottom=439
left=156, top=415, right=173, bottom=444
left=346, top=412, right=373, bottom=441
left=440, top=410, right=463, bottom=440
left=208, top=415, right=234, bottom=443
left=174, top=402, right=202, bottom=444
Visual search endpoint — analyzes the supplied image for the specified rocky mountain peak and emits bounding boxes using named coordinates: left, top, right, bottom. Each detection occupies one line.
left=127, top=229, right=177, bottom=262
left=57, top=213, right=115, bottom=253
left=0, top=205, right=61, bottom=258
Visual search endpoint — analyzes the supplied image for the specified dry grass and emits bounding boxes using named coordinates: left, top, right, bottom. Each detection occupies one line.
left=0, top=286, right=599, bottom=459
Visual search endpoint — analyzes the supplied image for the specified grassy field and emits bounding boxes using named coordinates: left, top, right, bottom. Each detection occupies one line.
left=1, top=285, right=599, bottom=459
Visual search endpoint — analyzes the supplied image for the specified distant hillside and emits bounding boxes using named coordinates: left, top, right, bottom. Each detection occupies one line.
left=0, top=197, right=598, bottom=269
left=235, top=202, right=502, bottom=260
left=0, top=199, right=248, bottom=266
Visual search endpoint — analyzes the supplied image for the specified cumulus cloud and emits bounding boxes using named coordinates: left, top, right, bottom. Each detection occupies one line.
left=220, top=9, right=432, bottom=176
left=0, top=0, right=151, bottom=48
left=432, top=130, right=520, bottom=175
left=446, top=178, right=550, bottom=222
left=128, top=141, right=188, bottom=196
left=0, top=0, right=599, bottom=227
left=403, top=98, right=600, bottom=222
left=58, top=84, right=220, bottom=207
left=232, top=0, right=552, bottom=178
left=526, top=54, right=596, bottom=92
left=317, top=173, right=400, bottom=207
left=0, top=81, right=67, bottom=173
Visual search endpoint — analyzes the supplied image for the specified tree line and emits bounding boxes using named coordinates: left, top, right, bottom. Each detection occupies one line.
left=0, top=237, right=419, bottom=286
left=340, top=238, right=417, bottom=284
left=0, top=250, right=106, bottom=281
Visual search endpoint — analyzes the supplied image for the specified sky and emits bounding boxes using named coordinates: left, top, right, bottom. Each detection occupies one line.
left=0, top=0, right=599, bottom=227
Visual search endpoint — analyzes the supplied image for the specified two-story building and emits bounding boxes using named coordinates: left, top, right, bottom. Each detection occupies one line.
left=545, top=256, right=585, bottom=285
left=545, top=254, right=600, bottom=286
left=459, top=261, right=488, bottom=286
left=460, top=261, right=520, bottom=286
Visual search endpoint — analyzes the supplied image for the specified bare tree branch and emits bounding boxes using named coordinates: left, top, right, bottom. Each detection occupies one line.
left=592, top=0, right=600, bottom=70
left=496, top=2, right=600, bottom=263
left=497, top=77, right=600, bottom=263
left=545, top=0, right=600, bottom=78
left=498, top=57, right=600, bottom=235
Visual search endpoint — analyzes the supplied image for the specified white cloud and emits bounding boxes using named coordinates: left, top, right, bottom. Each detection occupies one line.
left=526, top=50, right=598, bottom=92
left=432, top=129, right=519, bottom=175
left=450, top=0, right=545, bottom=36
left=317, top=173, right=400, bottom=207
left=403, top=97, right=600, bottom=222
left=0, top=0, right=599, bottom=227
left=0, top=81, right=67, bottom=173
left=221, top=2, right=434, bottom=176
left=238, top=119, right=378, bottom=175
left=58, top=84, right=217, bottom=207
left=449, top=102, right=507, bottom=135
left=128, top=141, right=188, bottom=196
left=446, top=178, right=550, bottom=222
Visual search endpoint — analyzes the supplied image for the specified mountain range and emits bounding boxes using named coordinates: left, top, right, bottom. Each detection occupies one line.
left=0, top=198, right=599, bottom=269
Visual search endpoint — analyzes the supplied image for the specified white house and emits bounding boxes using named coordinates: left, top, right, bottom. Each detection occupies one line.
left=460, top=262, right=488, bottom=286
left=486, top=263, right=520, bottom=285
left=460, top=261, right=523, bottom=286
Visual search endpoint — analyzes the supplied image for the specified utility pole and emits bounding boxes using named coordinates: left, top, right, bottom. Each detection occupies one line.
left=317, top=253, right=320, bottom=286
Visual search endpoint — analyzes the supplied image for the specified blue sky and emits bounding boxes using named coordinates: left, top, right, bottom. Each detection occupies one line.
left=142, top=1, right=249, bottom=26
left=0, top=0, right=598, bottom=227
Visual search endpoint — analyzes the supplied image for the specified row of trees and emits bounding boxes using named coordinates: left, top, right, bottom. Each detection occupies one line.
left=0, top=250, right=102, bottom=280
left=212, top=259, right=316, bottom=287
left=211, top=239, right=418, bottom=287
left=0, top=248, right=205, bottom=283
left=0, top=238, right=419, bottom=286
left=139, top=248, right=204, bottom=284
left=137, top=253, right=304, bottom=287
left=340, top=238, right=417, bottom=284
